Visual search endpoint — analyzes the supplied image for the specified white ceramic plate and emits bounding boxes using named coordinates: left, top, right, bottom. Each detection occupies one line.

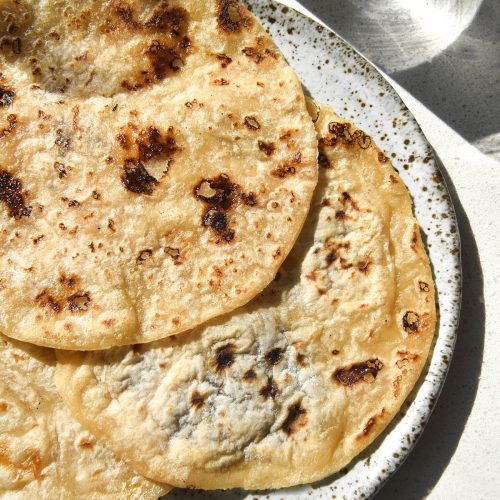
left=170, top=1, right=461, bottom=498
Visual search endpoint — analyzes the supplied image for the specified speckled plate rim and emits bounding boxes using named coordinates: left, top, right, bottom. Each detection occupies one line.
left=169, top=2, right=462, bottom=499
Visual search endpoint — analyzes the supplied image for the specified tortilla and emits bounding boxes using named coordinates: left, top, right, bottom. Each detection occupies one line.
left=55, top=104, right=436, bottom=489
left=0, top=0, right=317, bottom=349
left=0, top=334, right=170, bottom=499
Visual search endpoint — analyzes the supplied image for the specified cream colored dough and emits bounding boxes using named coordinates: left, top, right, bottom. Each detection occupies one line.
left=0, top=0, right=317, bottom=349
left=0, top=333, right=170, bottom=499
left=55, top=105, right=436, bottom=489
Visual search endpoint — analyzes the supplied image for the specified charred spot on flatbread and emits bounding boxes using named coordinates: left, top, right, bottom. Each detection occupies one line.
left=333, top=359, right=384, bottom=386
left=281, top=401, right=307, bottom=435
left=0, top=169, right=32, bottom=219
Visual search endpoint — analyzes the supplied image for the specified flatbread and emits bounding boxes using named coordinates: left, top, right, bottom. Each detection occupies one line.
left=55, top=104, right=436, bottom=489
left=0, top=0, right=317, bottom=349
left=0, top=334, right=171, bottom=499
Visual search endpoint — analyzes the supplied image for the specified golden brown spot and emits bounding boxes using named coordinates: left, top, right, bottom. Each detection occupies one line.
left=35, top=290, right=61, bottom=313
left=0, top=402, right=7, bottom=412
left=137, top=249, right=153, bottom=263
left=122, top=160, right=159, bottom=195
left=0, top=169, right=31, bottom=219
left=242, top=43, right=278, bottom=64
left=356, top=410, right=385, bottom=440
left=165, top=246, right=181, bottom=262
left=325, top=251, right=337, bottom=266
left=213, top=78, right=229, bottom=86
left=281, top=402, right=307, bottom=435
left=271, top=163, right=295, bottom=178
left=185, top=99, right=203, bottom=109
left=111, top=3, right=191, bottom=90
left=258, top=140, right=276, bottom=156
left=265, top=347, right=283, bottom=365
left=214, top=343, right=235, bottom=371
left=119, top=126, right=177, bottom=194
left=411, top=225, right=419, bottom=251
left=116, top=132, right=131, bottom=149
left=38, top=110, right=52, bottom=120
left=243, top=369, right=256, bottom=381
left=216, top=0, right=253, bottom=33
left=240, top=192, right=256, bottom=206
left=190, top=390, right=206, bottom=409
left=396, top=352, right=420, bottom=368
left=78, top=437, right=95, bottom=449
left=333, top=359, right=383, bottom=386
left=389, top=174, right=398, bottom=184
left=419, top=281, right=430, bottom=292
left=357, top=260, right=371, bottom=273
left=216, top=53, right=232, bottom=67
left=194, top=174, right=252, bottom=243
left=259, top=377, right=278, bottom=399
left=244, top=116, right=260, bottom=130
left=137, top=126, right=177, bottom=162
left=144, top=3, right=186, bottom=33
left=59, top=273, right=79, bottom=289
left=358, top=134, right=372, bottom=149
left=341, top=191, right=359, bottom=210
left=323, top=122, right=372, bottom=151
left=358, top=417, right=376, bottom=439
left=296, top=352, right=307, bottom=366
left=203, top=210, right=233, bottom=242
left=54, top=162, right=67, bottom=179
left=67, top=293, right=91, bottom=312
left=378, top=151, right=387, bottom=163
left=402, top=311, right=420, bottom=333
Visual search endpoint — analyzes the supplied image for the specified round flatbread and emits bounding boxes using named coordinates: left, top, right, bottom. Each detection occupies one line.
left=0, top=334, right=170, bottom=499
left=0, top=0, right=317, bottom=349
left=55, top=105, right=436, bottom=489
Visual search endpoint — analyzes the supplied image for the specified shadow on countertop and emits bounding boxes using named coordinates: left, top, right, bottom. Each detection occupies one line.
left=374, top=156, right=485, bottom=499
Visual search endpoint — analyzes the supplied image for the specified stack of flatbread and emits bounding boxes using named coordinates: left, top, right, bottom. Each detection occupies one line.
left=0, top=0, right=435, bottom=497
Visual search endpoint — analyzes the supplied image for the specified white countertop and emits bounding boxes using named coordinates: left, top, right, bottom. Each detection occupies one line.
left=281, top=1, right=500, bottom=498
